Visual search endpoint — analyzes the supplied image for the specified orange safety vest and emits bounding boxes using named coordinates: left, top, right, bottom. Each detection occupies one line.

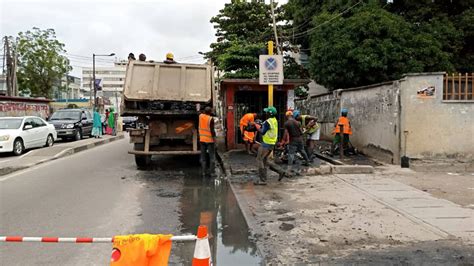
left=239, top=113, right=256, bottom=142
left=199, top=114, right=214, bottom=143
left=333, top=116, right=352, bottom=135
left=239, top=113, right=255, bottom=128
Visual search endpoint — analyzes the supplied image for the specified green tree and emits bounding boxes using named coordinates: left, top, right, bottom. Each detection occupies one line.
left=209, top=1, right=303, bottom=79
left=455, top=8, right=474, bottom=72
left=208, top=1, right=272, bottom=78
left=309, top=5, right=455, bottom=89
left=16, top=27, right=71, bottom=97
left=285, top=0, right=473, bottom=89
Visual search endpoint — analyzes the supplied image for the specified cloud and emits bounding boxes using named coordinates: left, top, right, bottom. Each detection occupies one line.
left=0, top=0, right=287, bottom=76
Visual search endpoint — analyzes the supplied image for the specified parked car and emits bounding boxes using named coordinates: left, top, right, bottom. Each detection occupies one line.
left=0, top=116, right=57, bottom=155
left=122, top=116, right=137, bottom=131
left=48, top=109, right=93, bottom=141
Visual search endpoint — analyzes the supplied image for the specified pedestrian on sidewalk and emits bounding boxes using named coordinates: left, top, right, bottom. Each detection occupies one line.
left=107, top=107, right=116, bottom=136
left=293, top=110, right=320, bottom=162
left=285, top=111, right=311, bottom=173
left=92, top=108, right=103, bottom=138
left=104, top=109, right=109, bottom=134
left=254, top=106, right=278, bottom=185
left=199, top=106, right=216, bottom=178
left=239, top=112, right=259, bottom=155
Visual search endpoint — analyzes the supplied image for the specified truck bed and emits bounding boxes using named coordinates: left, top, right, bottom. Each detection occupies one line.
left=123, top=61, right=212, bottom=103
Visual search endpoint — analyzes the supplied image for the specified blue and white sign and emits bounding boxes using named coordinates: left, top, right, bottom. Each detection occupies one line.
left=259, top=55, right=284, bottom=85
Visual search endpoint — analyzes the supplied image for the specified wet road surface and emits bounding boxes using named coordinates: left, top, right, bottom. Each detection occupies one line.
left=0, top=137, right=262, bottom=265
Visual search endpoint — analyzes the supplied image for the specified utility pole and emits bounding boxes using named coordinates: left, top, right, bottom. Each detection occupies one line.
left=12, top=48, right=18, bottom=96
left=65, top=74, right=69, bottom=105
left=5, top=36, right=11, bottom=96
left=2, top=37, right=6, bottom=75
left=270, top=0, right=281, bottom=55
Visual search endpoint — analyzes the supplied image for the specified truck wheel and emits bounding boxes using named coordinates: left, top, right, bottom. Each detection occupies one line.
left=135, top=155, right=151, bottom=168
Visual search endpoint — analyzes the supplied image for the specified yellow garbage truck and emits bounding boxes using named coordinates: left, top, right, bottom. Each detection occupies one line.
left=121, top=61, right=214, bottom=167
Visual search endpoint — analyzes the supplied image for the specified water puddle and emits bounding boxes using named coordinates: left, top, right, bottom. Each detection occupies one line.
left=175, top=178, right=262, bottom=265
left=135, top=155, right=262, bottom=265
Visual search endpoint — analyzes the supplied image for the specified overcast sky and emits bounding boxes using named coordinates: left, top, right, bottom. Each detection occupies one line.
left=1, top=0, right=287, bottom=77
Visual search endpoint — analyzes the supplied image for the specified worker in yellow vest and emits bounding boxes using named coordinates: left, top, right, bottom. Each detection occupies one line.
left=293, top=110, right=320, bottom=162
left=239, top=113, right=258, bottom=154
left=331, top=108, right=352, bottom=155
left=199, top=107, right=216, bottom=177
left=255, top=106, right=278, bottom=185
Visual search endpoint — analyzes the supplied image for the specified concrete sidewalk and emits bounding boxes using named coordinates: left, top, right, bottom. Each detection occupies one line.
left=0, top=134, right=124, bottom=176
left=221, top=151, right=474, bottom=264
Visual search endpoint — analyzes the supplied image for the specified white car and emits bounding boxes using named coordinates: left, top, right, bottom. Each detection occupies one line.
left=0, top=116, right=57, bottom=156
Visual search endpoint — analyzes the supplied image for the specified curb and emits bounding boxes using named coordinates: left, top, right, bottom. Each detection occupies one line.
left=0, top=135, right=125, bottom=177
left=217, top=150, right=267, bottom=263
left=54, top=134, right=125, bottom=160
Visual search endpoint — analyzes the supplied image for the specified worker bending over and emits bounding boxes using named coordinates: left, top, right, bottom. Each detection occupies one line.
left=293, top=110, right=320, bottom=162
left=239, top=113, right=259, bottom=154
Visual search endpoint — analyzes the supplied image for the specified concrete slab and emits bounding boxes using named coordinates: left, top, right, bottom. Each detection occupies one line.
left=336, top=174, right=474, bottom=243
left=331, top=165, right=374, bottom=174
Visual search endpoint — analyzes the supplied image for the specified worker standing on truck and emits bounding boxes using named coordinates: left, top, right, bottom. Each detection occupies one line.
left=255, top=106, right=278, bottom=185
left=199, top=106, right=216, bottom=178
left=164, top=53, right=177, bottom=64
left=239, top=113, right=258, bottom=154
left=331, top=108, right=352, bottom=155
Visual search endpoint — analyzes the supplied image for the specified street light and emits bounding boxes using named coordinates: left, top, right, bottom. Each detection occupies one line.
left=93, top=53, right=115, bottom=108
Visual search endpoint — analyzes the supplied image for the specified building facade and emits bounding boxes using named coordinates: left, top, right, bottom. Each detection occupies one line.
left=295, top=72, right=474, bottom=164
left=52, top=75, right=81, bottom=100
left=82, top=62, right=126, bottom=101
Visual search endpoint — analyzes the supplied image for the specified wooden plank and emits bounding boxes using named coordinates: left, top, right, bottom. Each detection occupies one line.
left=465, top=73, right=469, bottom=100
left=444, top=74, right=448, bottom=100
left=452, top=73, right=455, bottom=100
left=459, top=73, right=462, bottom=100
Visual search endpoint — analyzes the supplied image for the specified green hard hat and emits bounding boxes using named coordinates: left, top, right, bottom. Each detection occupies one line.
left=263, top=106, right=277, bottom=115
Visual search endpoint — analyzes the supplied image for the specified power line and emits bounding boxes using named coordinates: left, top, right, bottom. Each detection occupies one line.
left=284, top=1, right=363, bottom=39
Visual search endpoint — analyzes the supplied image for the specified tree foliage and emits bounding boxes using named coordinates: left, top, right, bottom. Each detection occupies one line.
left=208, top=1, right=304, bottom=79
left=16, top=28, right=71, bottom=97
left=284, top=0, right=473, bottom=89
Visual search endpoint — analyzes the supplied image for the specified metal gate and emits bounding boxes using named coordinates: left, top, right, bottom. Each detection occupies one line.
left=234, top=90, right=287, bottom=145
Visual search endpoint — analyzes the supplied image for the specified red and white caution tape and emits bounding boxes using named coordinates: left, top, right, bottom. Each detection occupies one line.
left=0, top=235, right=196, bottom=244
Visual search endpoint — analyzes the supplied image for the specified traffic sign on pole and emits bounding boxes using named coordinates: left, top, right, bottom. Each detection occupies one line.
left=259, top=54, right=284, bottom=85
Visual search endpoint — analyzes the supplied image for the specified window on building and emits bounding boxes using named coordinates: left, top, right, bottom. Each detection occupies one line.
left=443, top=73, right=473, bottom=101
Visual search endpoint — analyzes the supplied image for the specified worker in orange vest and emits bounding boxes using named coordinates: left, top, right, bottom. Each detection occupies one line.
left=239, top=113, right=259, bottom=154
left=199, top=106, right=216, bottom=177
left=331, top=108, right=352, bottom=155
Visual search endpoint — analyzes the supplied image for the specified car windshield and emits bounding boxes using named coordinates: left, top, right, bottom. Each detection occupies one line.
left=0, top=118, right=23, bottom=129
left=50, top=111, right=81, bottom=120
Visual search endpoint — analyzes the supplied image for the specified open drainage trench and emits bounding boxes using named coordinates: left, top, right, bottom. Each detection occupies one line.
left=134, top=155, right=262, bottom=265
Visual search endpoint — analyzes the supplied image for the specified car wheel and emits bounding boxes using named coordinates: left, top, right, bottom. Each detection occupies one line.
left=45, top=134, right=54, bottom=147
left=75, top=129, right=82, bottom=141
left=13, top=138, right=24, bottom=156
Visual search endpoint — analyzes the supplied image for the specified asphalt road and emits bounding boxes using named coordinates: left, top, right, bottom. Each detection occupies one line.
left=0, top=137, right=260, bottom=265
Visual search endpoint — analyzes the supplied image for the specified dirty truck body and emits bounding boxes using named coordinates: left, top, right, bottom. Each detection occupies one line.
left=122, top=61, right=213, bottom=167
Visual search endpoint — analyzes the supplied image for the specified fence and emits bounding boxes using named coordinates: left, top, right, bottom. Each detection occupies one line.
left=443, top=73, right=473, bottom=101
